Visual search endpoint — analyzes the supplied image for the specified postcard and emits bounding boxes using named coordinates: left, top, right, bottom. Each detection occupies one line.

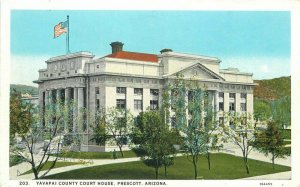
left=1, top=0, right=299, bottom=187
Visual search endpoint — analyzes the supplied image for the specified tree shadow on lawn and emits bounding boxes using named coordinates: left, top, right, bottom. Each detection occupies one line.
left=42, top=153, right=290, bottom=180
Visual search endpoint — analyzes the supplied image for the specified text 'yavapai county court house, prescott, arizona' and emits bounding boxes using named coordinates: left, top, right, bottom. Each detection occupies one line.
left=34, top=41, right=256, bottom=152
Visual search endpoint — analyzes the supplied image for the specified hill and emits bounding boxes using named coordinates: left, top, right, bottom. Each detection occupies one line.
left=10, top=84, right=38, bottom=95
left=253, top=76, right=291, bottom=100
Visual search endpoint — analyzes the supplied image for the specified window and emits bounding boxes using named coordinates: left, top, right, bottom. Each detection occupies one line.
left=229, top=102, right=235, bottom=111
left=241, top=93, right=247, bottom=99
left=61, top=64, right=66, bottom=71
left=116, top=87, right=126, bottom=94
left=96, top=99, right=100, bottom=110
left=134, top=100, right=143, bottom=111
left=219, top=92, right=224, bottom=98
left=150, top=89, right=159, bottom=96
left=134, top=88, right=143, bottom=95
left=188, top=91, right=194, bottom=101
left=150, top=100, right=158, bottom=110
left=75, top=70, right=77, bottom=73
left=95, top=87, right=100, bottom=94
left=116, top=99, right=126, bottom=109
left=70, top=62, right=75, bottom=69
left=229, top=93, right=236, bottom=98
left=241, top=103, right=247, bottom=111
left=219, top=102, right=224, bottom=111
left=58, top=73, right=61, bottom=76
left=96, top=65, right=99, bottom=69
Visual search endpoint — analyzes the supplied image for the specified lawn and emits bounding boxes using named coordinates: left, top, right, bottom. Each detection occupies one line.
left=22, top=161, right=82, bottom=175
left=57, top=150, right=137, bottom=159
left=43, top=153, right=290, bottom=180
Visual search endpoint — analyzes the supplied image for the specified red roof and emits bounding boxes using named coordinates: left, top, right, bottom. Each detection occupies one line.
left=105, top=51, right=158, bottom=63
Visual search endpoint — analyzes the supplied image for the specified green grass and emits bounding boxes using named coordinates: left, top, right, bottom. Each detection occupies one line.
left=43, top=153, right=290, bottom=180
left=22, top=161, right=82, bottom=175
left=57, top=150, right=137, bottom=159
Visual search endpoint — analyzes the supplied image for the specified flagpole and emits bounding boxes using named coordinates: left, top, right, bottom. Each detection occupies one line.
left=67, top=15, right=70, bottom=54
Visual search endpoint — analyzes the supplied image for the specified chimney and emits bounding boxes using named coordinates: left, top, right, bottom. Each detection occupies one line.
left=110, top=41, right=124, bottom=53
left=160, top=48, right=173, bottom=54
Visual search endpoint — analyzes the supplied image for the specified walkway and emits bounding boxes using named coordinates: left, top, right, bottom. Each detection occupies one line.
left=10, top=157, right=140, bottom=180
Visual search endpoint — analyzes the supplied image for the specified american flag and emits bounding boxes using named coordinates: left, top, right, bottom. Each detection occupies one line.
left=54, top=21, right=68, bottom=38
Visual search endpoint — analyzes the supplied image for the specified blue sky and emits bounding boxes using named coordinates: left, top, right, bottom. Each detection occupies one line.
left=10, top=10, right=290, bottom=86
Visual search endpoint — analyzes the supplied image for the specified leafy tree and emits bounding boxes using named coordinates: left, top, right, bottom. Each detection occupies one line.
left=253, top=98, right=272, bottom=124
left=10, top=89, right=31, bottom=138
left=105, top=107, right=133, bottom=158
left=271, top=96, right=291, bottom=129
left=90, top=108, right=111, bottom=146
left=131, top=111, right=176, bottom=179
left=170, top=75, right=222, bottom=178
left=223, top=112, right=255, bottom=174
left=10, top=98, right=80, bottom=179
left=253, top=120, right=289, bottom=169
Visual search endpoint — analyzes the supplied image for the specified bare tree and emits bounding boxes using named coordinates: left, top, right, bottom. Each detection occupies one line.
left=105, top=107, right=133, bottom=158
left=223, top=112, right=255, bottom=174
left=11, top=98, right=80, bottom=179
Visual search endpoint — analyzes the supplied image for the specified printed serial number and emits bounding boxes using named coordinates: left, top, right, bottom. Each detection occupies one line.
left=19, top=181, right=28, bottom=185
left=260, top=182, right=272, bottom=186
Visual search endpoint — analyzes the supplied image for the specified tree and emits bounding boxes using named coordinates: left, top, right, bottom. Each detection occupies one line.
left=271, top=96, right=291, bottom=129
left=131, top=111, right=176, bottom=179
left=223, top=112, right=255, bottom=174
left=253, top=98, right=272, bottom=125
left=10, top=89, right=31, bottom=138
left=170, top=74, right=222, bottom=178
left=90, top=108, right=111, bottom=146
left=253, top=120, right=289, bottom=169
left=105, top=107, right=133, bottom=158
left=11, top=98, right=80, bottom=179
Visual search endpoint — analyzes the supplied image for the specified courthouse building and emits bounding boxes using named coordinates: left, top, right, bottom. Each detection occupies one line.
left=34, top=42, right=256, bottom=151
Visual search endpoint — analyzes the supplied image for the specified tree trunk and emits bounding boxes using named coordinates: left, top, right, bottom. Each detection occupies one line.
left=32, top=168, right=39, bottom=179
left=193, top=155, right=198, bottom=179
left=272, top=154, right=275, bottom=170
left=155, top=167, right=159, bottom=179
left=243, top=157, right=250, bottom=174
left=164, top=164, right=167, bottom=177
left=207, top=152, right=211, bottom=170
left=118, top=146, right=124, bottom=158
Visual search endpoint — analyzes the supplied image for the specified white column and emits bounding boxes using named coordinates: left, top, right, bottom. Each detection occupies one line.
left=48, top=90, right=53, bottom=106
left=64, top=88, right=70, bottom=133
left=45, top=90, right=49, bottom=106
left=247, top=93, right=253, bottom=113
left=78, top=87, right=84, bottom=109
left=73, top=87, right=78, bottom=132
left=65, top=88, right=70, bottom=104
left=143, top=88, right=150, bottom=111
left=38, top=90, right=43, bottom=108
left=78, top=87, right=84, bottom=132
left=214, top=90, right=219, bottom=112
left=56, top=89, right=61, bottom=103
left=235, top=93, right=241, bottom=113
left=185, top=90, right=189, bottom=126
left=224, top=92, right=229, bottom=112
left=126, top=87, right=134, bottom=112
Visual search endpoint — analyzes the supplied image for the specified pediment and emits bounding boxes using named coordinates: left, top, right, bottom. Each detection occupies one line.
left=170, top=63, right=225, bottom=81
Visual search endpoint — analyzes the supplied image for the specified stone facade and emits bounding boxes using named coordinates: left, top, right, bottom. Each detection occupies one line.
left=34, top=42, right=256, bottom=152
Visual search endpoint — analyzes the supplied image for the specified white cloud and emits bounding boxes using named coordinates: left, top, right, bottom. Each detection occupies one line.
left=10, top=54, right=51, bottom=87
left=220, top=56, right=290, bottom=80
